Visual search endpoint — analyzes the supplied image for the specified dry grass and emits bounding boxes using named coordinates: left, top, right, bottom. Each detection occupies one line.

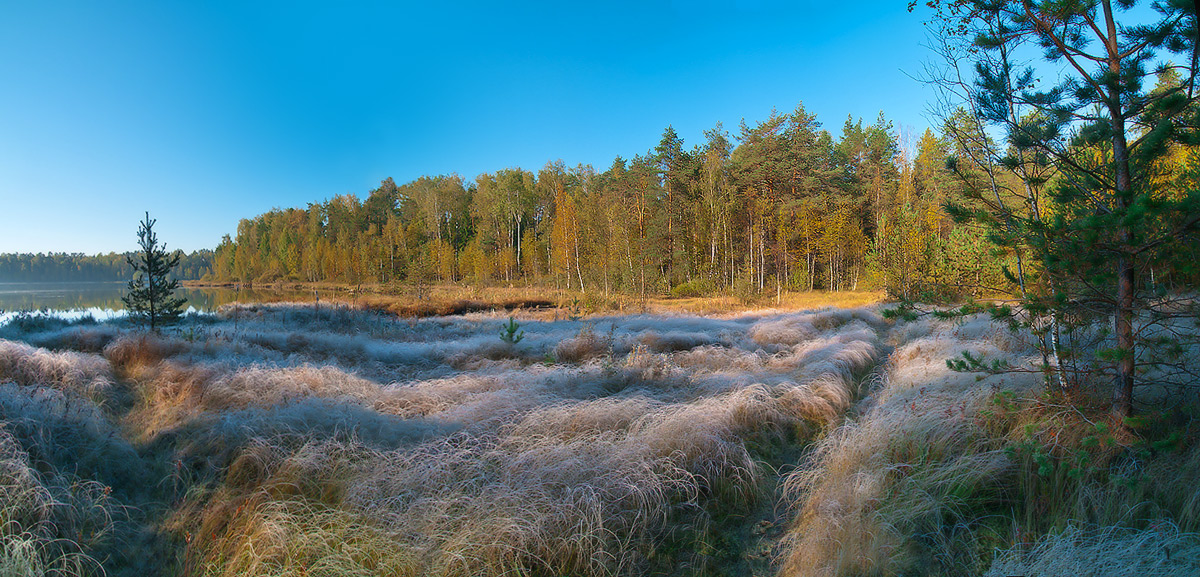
left=117, top=302, right=886, bottom=577
left=103, top=332, right=184, bottom=376
left=984, top=522, right=1200, bottom=577
left=779, top=315, right=1045, bottom=577
left=130, top=362, right=382, bottom=434
left=196, top=378, right=823, bottom=577
left=0, top=425, right=111, bottom=577
left=188, top=280, right=886, bottom=319
left=0, top=339, right=115, bottom=404
left=779, top=311, right=1200, bottom=577
left=604, top=289, right=884, bottom=317
left=554, top=323, right=614, bottom=363
left=181, top=439, right=415, bottom=577
left=9, top=294, right=1194, bottom=577
left=340, top=284, right=564, bottom=319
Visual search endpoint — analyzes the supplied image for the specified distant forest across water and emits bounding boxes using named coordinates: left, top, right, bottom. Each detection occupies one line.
left=0, top=251, right=213, bottom=283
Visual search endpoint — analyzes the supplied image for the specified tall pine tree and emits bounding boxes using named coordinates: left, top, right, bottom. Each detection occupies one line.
left=928, top=0, right=1199, bottom=418
left=123, top=212, right=187, bottom=330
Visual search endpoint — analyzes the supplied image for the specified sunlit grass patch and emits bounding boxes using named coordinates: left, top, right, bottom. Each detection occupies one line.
left=0, top=339, right=115, bottom=405
left=103, top=332, right=185, bottom=376
left=779, top=315, right=1045, bottom=576
left=779, top=310, right=1200, bottom=577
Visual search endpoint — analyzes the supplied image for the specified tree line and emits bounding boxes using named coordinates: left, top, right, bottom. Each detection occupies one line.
left=210, top=104, right=1029, bottom=299
left=0, top=250, right=213, bottom=283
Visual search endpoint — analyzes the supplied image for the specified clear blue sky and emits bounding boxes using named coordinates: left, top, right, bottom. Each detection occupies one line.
left=0, top=1, right=939, bottom=254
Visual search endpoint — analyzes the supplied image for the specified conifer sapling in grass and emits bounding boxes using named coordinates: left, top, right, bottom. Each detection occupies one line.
left=500, top=317, right=524, bottom=344
left=123, top=212, right=187, bottom=331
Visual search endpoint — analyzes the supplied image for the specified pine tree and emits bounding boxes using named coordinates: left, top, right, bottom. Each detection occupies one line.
left=926, top=0, right=1199, bottom=418
left=123, top=212, right=187, bottom=331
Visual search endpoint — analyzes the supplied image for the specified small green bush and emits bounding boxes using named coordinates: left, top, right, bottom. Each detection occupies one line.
left=670, top=278, right=715, bottom=298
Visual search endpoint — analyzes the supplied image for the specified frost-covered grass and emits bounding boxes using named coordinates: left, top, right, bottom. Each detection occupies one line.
left=2, top=301, right=1194, bottom=576
left=0, top=424, right=112, bottom=577
left=0, top=340, right=115, bottom=404
left=984, top=522, right=1200, bottom=577
left=164, top=305, right=882, bottom=576
left=0, top=302, right=885, bottom=576
left=779, top=313, right=1200, bottom=577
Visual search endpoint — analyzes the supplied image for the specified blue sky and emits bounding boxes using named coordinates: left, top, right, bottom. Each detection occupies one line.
left=0, top=1, right=939, bottom=254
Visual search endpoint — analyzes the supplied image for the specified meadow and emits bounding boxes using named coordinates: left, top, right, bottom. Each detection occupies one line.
left=1, top=299, right=1198, bottom=576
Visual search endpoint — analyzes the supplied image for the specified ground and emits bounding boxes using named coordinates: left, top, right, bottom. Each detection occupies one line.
left=1, top=295, right=1197, bottom=576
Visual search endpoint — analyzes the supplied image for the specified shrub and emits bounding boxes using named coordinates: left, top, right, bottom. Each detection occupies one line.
left=670, top=278, right=715, bottom=298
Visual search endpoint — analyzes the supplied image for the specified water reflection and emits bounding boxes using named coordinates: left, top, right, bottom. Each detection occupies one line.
left=0, top=282, right=316, bottom=323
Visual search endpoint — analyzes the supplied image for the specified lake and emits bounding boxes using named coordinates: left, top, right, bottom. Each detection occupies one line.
left=0, top=282, right=315, bottom=323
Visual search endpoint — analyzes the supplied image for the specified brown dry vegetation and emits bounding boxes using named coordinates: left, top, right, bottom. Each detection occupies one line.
left=0, top=300, right=1196, bottom=576
left=779, top=314, right=1200, bottom=576
left=185, top=280, right=886, bottom=318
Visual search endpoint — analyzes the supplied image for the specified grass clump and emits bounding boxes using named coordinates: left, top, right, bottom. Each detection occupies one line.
left=0, top=339, right=115, bottom=405
left=103, top=332, right=184, bottom=376
left=984, top=522, right=1200, bottom=577
left=180, top=439, right=416, bottom=577
left=553, top=323, right=613, bottom=363
left=0, top=424, right=112, bottom=577
left=780, top=312, right=1200, bottom=577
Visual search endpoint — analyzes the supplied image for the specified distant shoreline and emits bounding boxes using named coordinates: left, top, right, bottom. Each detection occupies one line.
left=0, top=280, right=125, bottom=284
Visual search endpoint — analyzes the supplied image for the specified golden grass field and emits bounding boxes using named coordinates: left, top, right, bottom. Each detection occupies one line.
left=184, top=281, right=887, bottom=317
left=1, top=294, right=1197, bottom=576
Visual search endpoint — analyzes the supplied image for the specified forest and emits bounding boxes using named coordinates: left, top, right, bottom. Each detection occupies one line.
left=206, top=90, right=1198, bottom=308
left=206, top=109, right=1016, bottom=300
left=0, top=251, right=213, bottom=283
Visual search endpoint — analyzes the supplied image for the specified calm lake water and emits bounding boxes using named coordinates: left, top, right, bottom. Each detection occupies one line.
left=0, top=282, right=315, bottom=323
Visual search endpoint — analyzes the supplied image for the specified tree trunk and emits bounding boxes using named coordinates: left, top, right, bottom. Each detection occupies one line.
left=1103, top=0, right=1136, bottom=420
left=1113, top=253, right=1135, bottom=418
left=574, top=225, right=586, bottom=293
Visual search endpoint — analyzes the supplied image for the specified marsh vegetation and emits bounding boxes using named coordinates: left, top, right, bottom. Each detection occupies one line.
left=0, top=298, right=1197, bottom=576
